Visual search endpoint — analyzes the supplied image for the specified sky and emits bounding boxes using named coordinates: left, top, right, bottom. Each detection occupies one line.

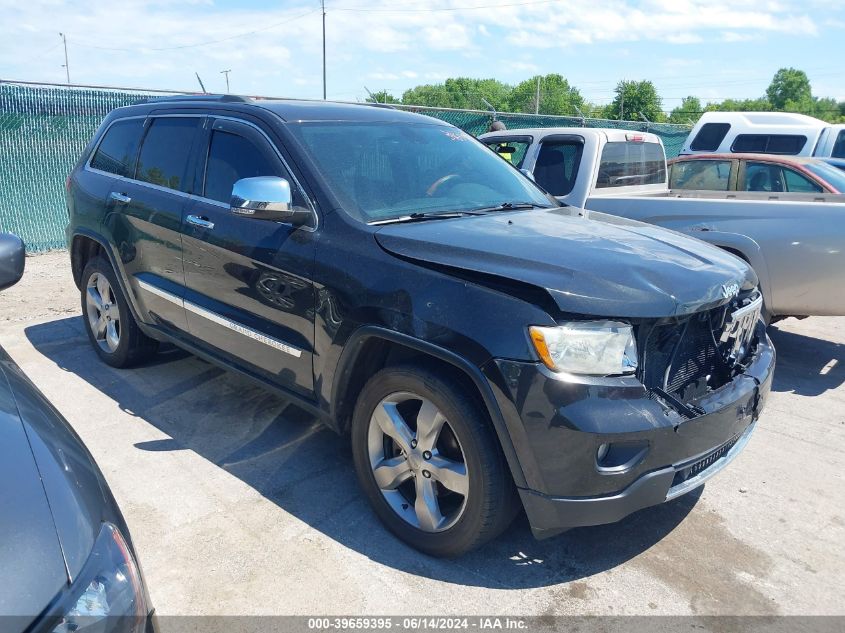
left=1, top=0, right=844, bottom=111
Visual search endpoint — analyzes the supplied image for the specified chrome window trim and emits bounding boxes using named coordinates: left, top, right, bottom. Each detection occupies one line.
left=136, top=278, right=303, bottom=358
left=84, top=112, right=318, bottom=230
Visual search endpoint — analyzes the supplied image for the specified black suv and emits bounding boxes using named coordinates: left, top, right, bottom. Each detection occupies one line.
left=67, top=95, right=775, bottom=557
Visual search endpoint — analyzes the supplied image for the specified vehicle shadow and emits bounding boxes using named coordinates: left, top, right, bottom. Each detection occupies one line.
left=768, top=325, right=844, bottom=396
left=26, top=316, right=702, bottom=590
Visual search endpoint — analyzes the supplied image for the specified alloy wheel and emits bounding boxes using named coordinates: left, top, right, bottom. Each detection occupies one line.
left=85, top=272, right=121, bottom=353
left=367, top=391, right=469, bottom=532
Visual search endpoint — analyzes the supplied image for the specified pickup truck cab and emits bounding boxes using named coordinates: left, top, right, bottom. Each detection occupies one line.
left=481, top=126, right=845, bottom=320
left=67, top=97, right=774, bottom=556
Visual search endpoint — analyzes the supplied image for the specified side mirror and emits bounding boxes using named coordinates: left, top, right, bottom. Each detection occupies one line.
left=520, top=168, right=535, bottom=182
left=0, top=233, right=25, bottom=291
left=496, top=145, right=516, bottom=155
left=230, top=176, right=312, bottom=226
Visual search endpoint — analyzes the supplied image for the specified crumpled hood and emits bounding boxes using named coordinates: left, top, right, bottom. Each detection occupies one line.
left=375, top=207, right=756, bottom=318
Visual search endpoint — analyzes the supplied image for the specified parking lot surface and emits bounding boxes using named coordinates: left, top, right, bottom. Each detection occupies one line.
left=1, top=251, right=843, bottom=616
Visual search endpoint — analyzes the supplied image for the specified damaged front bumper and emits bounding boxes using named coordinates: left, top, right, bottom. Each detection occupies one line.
left=485, top=321, right=775, bottom=540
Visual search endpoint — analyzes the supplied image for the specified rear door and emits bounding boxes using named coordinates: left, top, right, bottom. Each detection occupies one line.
left=181, top=117, right=317, bottom=397
left=104, top=114, right=204, bottom=332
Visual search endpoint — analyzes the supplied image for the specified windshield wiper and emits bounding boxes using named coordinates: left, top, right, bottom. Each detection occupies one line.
left=469, top=202, right=548, bottom=213
left=369, top=210, right=483, bottom=226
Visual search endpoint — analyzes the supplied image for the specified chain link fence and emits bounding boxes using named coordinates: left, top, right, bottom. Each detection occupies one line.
left=0, top=81, right=691, bottom=252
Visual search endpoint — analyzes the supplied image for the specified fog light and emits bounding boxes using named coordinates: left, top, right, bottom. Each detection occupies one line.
left=596, top=443, right=610, bottom=463
left=596, top=440, right=649, bottom=472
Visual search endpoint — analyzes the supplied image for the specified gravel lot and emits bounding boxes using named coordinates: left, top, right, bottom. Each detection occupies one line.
left=1, top=250, right=844, bottom=617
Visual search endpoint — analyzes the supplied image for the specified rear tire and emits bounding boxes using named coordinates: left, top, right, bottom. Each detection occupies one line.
left=80, top=256, right=158, bottom=368
left=351, top=364, right=519, bottom=557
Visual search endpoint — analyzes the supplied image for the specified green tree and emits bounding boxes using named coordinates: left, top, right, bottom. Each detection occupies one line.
left=705, top=97, right=772, bottom=112
left=365, top=90, right=400, bottom=104
left=603, top=80, right=664, bottom=122
left=402, top=78, right=511, bottom=110
left=766, top=68, right=812, bottom=110
left=668, top=96, right=702, bottom=124
left=506, top=74, right=584, bottom=116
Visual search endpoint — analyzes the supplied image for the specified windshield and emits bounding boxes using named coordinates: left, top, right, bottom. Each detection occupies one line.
left=804, top=161, right=845, bottom=193
left=290, top=122, right=553, bottom=222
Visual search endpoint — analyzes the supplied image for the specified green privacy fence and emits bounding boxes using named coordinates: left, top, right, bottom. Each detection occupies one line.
left=0, top=81, right=692, bottom=252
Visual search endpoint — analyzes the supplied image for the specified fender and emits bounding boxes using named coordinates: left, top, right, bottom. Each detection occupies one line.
left=331, top=325, right=528, bottom=489
left=69, top=228, right=151, bottom=332
left=683, top=228, right=775, bottom=315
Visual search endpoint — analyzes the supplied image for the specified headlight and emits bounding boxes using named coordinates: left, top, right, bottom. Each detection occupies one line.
left=529, top=321, right=638, bottom=375
left=50, top=523, right=148, bottom=633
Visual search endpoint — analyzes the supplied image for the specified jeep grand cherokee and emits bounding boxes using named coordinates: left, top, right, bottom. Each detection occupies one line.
left=66, top=95, right=775, bottom=557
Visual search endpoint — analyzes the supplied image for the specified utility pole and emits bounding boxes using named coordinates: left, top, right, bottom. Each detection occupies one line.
left=59, top=32, right=69, bottom=83
left=534, top=75, right=541, bottom=115
left=220, top=69, right=231, bottom=93
left=321, top=0, right=327, bottom=100
left=620, top=86, right=624, bottom=121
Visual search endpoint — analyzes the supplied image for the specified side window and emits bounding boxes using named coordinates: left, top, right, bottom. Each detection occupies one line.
left=782, top=168, right=823, bottom=193
left=689, top=123, right=731, bottom=152
left=744, top=162, right=783, bottom=192
left=669, top=160, right=732, bottom=190
left=732, top=134, right=807, bottom=155
left=202, top=128, right=308, bottom=208
left=533, top=141, right=583, bottom=196
left=90, top=118, right=144, bottom=177
left=136, top=117, right=201, bottom=193
left=832, top=130, right=845, bottom=159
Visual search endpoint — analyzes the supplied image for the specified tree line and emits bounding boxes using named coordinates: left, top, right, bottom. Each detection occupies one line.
left=367, top=68, right=845, bottom=125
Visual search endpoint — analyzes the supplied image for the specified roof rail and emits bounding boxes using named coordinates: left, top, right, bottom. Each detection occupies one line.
left=145, top=94, right=252, bottom=104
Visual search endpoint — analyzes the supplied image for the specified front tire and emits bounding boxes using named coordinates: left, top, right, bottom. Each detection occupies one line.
left=351, top=364, right=518, bottom=557
left=80, top=256, right=158, bottom=368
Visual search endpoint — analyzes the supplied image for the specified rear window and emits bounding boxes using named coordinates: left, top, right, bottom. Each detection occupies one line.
left=136, top=117, right=201, bottom=192
left=669, top=160, right=732, bottom=190
left=689, top=123, right=731, bottom=152
left=732, top=134, right=807, bottom=155
left=90, top=118, right=144, bottom=177
left=533, top=140, right=583, bottom=196
left=595, top=141, right=666, bottom=189
left=832, top=130, right=845, bottom=159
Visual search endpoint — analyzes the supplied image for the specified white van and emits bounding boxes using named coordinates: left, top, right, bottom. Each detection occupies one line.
left=680, top=111, right=845, bottom=158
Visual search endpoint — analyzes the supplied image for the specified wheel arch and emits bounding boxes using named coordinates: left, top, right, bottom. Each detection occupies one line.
left=69, top=229, right=147, bottom=327
left=693, top=231, right=775, bottom=315
left=331, top=326, right=528, bottom=489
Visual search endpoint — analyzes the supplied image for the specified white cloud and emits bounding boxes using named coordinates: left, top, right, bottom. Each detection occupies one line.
left=0, top=0, right=833, bottom=100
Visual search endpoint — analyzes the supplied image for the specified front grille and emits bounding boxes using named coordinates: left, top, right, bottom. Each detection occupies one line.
left=671, top=432, right=742, bottom=488
left=639, top=291, right=760, bottom=405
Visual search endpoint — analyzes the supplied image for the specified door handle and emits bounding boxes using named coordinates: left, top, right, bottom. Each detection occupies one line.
left=109, top=191, right=131, bottom=204
left=186, top=214, right=215, bottom=230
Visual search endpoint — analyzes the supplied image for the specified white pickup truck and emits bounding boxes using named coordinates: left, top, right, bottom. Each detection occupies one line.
left=479, top=127, right=845, bottom=320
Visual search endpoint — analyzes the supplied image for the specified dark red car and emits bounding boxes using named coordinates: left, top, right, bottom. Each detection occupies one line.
left=669, top=153, right=845, bottom=194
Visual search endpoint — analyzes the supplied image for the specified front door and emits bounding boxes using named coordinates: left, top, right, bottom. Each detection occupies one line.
left=181, top=117, right=317, bottom=397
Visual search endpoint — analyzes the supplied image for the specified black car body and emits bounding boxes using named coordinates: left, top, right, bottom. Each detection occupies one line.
left=0, top=234, right=155, bottom=631
left=66, top=97, right=775, bottom=556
